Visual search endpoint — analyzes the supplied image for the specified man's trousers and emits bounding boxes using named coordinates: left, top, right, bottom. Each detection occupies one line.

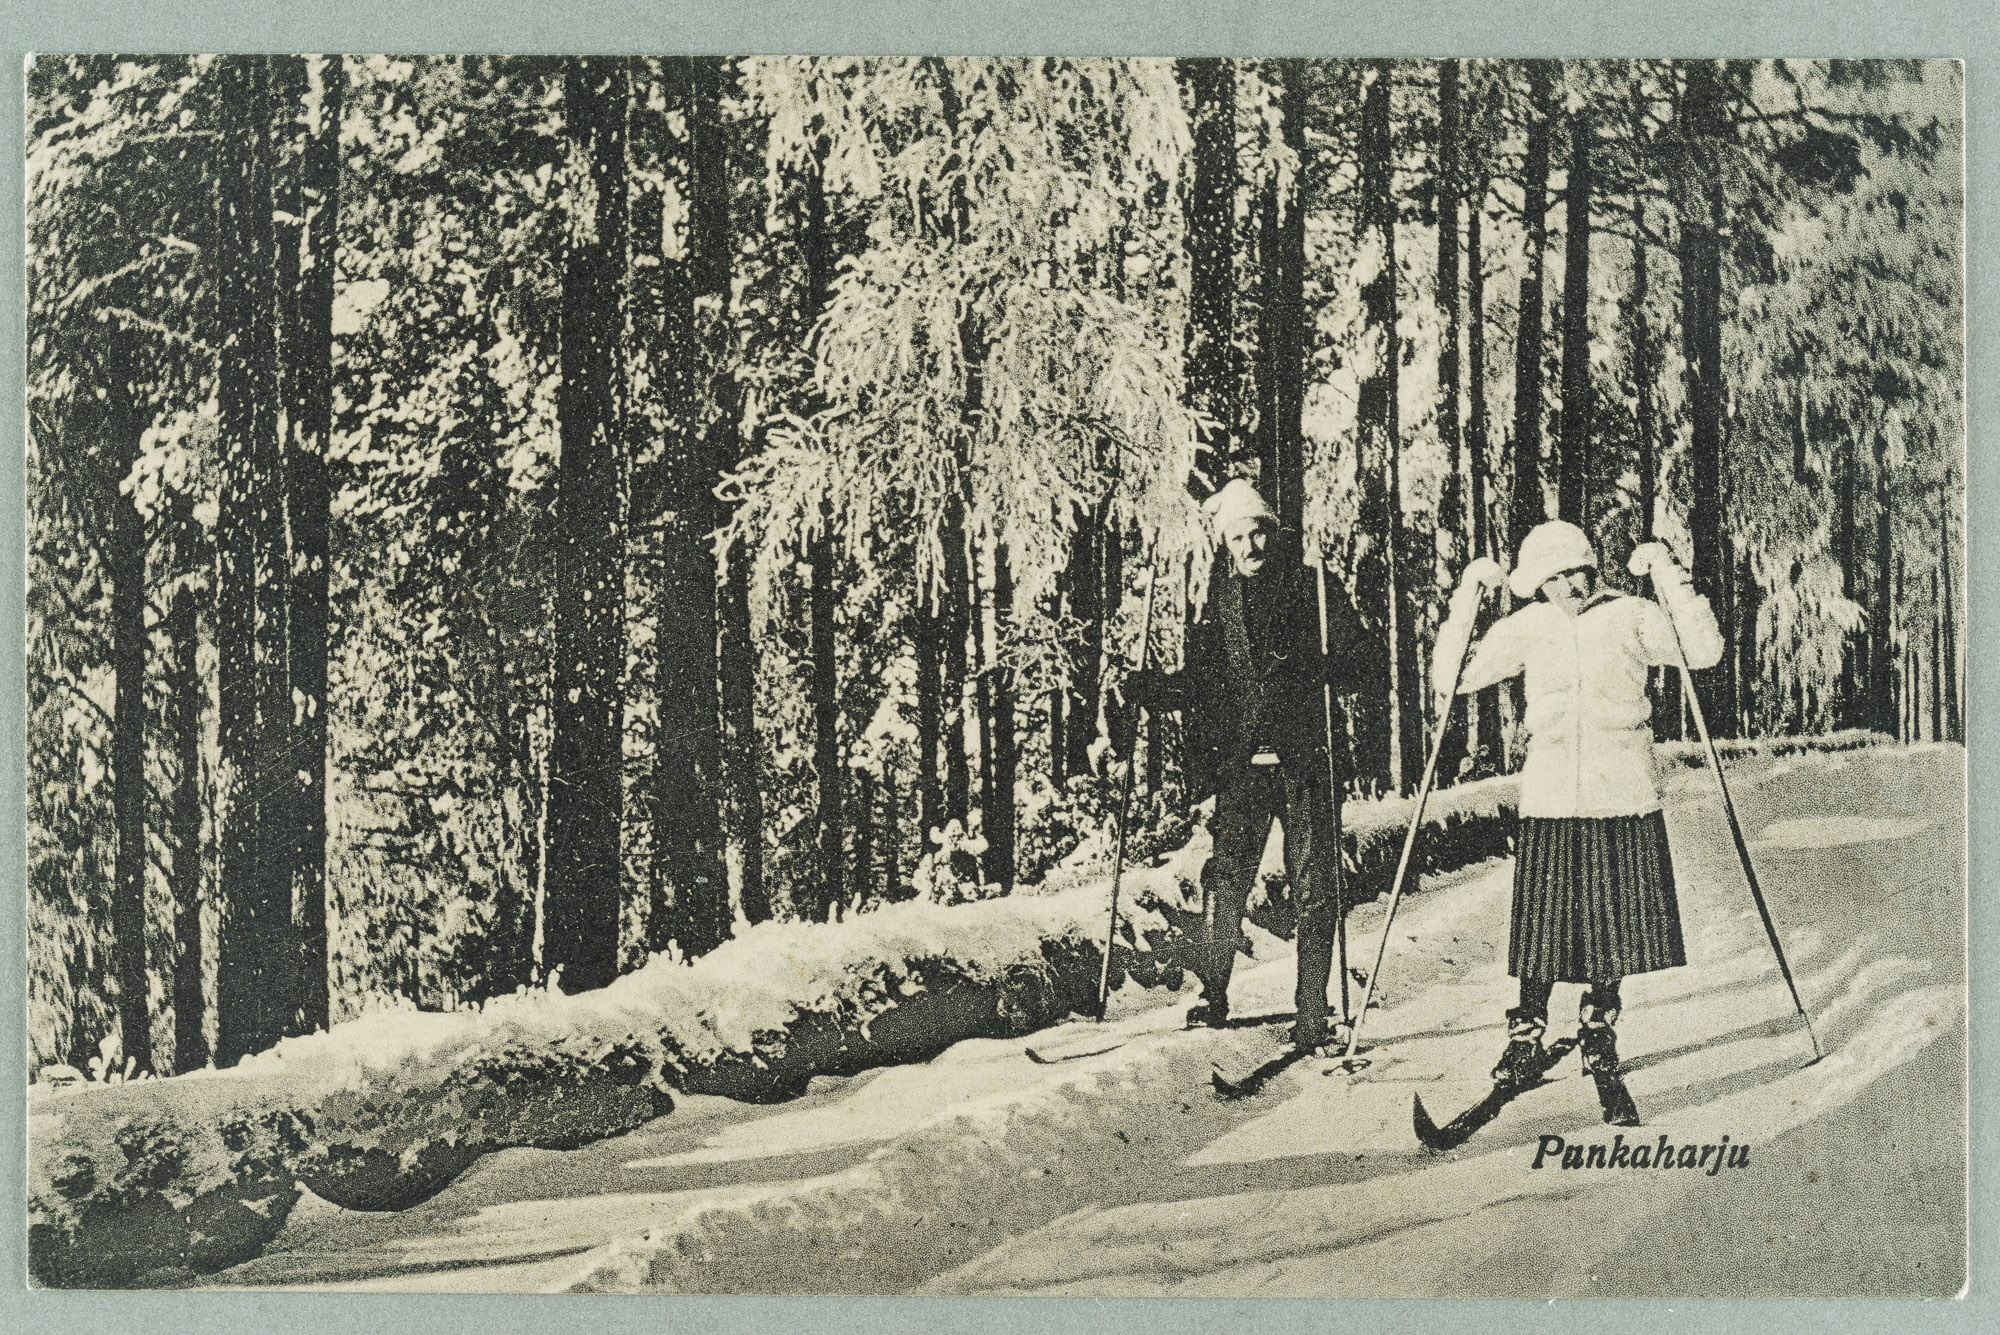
left=1195, top=760, right=1346, bottom=1039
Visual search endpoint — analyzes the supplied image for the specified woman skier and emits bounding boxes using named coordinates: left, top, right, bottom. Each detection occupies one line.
left=1434, top=521, right=1723, bottom=1124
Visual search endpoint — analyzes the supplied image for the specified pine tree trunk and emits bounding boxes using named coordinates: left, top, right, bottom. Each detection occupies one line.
left=544, top=59, right=630, bottom=991
left=1354, top=62, right=1420, bottom=793
left=806, top=129, right=844, bottom=918
left=1558, top=104, right=1592, bottom=528
left=915, top=574, right=944, bottom=837
left=106, top=330, right=152, bottom=1076
left=1736, top=547, right=1761, bottom=734
left=1870, top=426, right=1896, bottom=735
left=882, top=774, right=902, bottom=899
left=810, top=524, right=843, bottom=921
left=650, top=57, right=732, bottom=960
left=214, top=57, right=293, bottom=1067
left=1930, top=568, right=1943, bottom=743
left=168, top=498, right=207, bottom=1072
left=942, top=502, right=971, bottom=829
left=1510, top=61, right=1553, bottom=553
left=1063, top=514, right=1100, bottom=780
left=1349, top=66, right=1391, bottom=792
left=1264, top=60, right=1309, bottom=533
left=1047, top=582, right=1066, bottom=786
left=989, top=543, right=1017, bottom=892
left=1835, top=415, right=1861, bottom=728
left=1679, top=60, right=1736, bottom=736
left=974, top=578, right=994, bottom=860
left=1434, top=60, right=1466, bottom=783
left=281, top=55, right=338, bottom=1033
left=702, top=73, right=767, bottom=930
left=1940, top=487, right=1960, bottom=741
left=806, top=124, right=845, bottom=922
left=852, top=767, right=875, bottom=912
left=718, top=555, right=767, bottom=922
left=1466, top=168, right=1504, bottom=776
left=1180, top=57, right=1235, bottom=483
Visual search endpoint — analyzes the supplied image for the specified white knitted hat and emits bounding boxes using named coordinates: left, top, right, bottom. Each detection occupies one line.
left=1510, top=520, right=1598, bottom=598
left=1203, top=478, right=1277, bottom=537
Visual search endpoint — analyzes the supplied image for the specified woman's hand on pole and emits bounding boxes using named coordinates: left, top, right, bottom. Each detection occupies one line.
left=1628, top=541, right=1680, bottom=579
left=1457, top=556, right=1506, bottom=602
left=1433, top=558, right=1503, bottom=705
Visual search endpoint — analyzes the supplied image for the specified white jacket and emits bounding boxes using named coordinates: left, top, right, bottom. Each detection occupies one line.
left=1433, top=573, right=1724, bottom=818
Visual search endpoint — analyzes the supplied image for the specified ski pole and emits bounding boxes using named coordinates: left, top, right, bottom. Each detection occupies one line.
left=1652, top=571, right=1824, bottom=1064
left=1314, top=561, right=1350, bottom=1028
left=1341, top=576, right=1495, bottom=1066
left=1095, top=554, right=1161, bottom=1019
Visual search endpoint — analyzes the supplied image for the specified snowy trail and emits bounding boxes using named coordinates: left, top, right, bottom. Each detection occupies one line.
left=209, top=744, right=1965, bottom=1296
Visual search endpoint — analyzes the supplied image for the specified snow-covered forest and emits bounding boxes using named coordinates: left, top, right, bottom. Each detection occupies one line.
left=26, top=57, right=1963, bottom=1080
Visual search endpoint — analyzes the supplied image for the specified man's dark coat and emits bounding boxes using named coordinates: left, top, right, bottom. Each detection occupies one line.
left=1148, top=537, right=1374, bottom=800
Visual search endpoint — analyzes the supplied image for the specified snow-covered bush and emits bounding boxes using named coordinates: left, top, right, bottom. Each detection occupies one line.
left=911, top=818, right=996, bottom=904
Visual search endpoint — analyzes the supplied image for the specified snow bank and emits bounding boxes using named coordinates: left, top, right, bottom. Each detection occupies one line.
left=559, top=1026, right=1279, bottom=1295
left=30, top=730, right=1899, bottom=1288
left=28, top=883, right=1174, bottom=1287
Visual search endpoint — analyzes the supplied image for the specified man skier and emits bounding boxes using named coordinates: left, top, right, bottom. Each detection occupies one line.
left=1126, top=479, right=1372, bottom=1054
left=1434, top=521, right=1723, bottom=1122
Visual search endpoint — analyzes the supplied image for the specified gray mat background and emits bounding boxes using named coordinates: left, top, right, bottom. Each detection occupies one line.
left=1, top=1, right=1988, bottom=1330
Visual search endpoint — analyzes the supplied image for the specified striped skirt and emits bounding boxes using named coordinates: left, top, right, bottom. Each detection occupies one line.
left=1510, top=812, right=1686, bottom=983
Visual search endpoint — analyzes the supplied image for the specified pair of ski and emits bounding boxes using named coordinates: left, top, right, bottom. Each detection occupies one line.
left=1410, top=1036, right=1640, bottom=1151
left=1208, top=1018, right=1363, bottom=1099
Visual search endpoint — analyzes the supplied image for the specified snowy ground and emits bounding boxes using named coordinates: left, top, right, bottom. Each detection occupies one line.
left=207, top=743, right=1966, bottom=1297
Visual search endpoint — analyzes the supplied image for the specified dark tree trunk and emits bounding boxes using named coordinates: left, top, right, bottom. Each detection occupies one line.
left=882, top=774, right=902, bottom=899
left=1355, top=62, right=1420, bottom=793
left=1466, top=169, right=1504, bottom=776
left=544, top=59, right=630, bottom=992
left=799, top=123, right=849, bottom=924
left=1434, top=60, right=1467, bottom=782
left=973, top=569, right=994, bottom=850
left=988, top=543, right=1017, bottom=892
left=1869, top=426, right=1895, bottom=735
left=1940, top=487, right=1960, bottom=741
left=1062, top=514, right=1100, bottom=780
left=1929, top=568, right=1942, bottom=743
left=650, top=57, right=732, bottom=960
left=852, top=768, right=875, bottom=911
left=1558, top=105, right=1592, bottom=528
left=281, top=55, right=338, bottom=1033
left=915, top=571, right=945, bottom=836
left=1349, top=63, right=1396, bottom=794
left=1510, top=61, right=1552, bottom=553
left=942, top=518, right=971, bottom=833
left=1678, top=60, right=1736, bottom=736
left=706, top=77, right=767, bottom=928
left=168, top=498, right=207, bottom=1072
left=1736, top=548, right=1761, bottom=734
left=1839, top=424, right=1861, bottom=729
left=718, top=554, right=766, bottom=922
left=1629, top=174, right=1680, bottom=740
left=1894, top=554, right=1908, bottom=742
left=1180, top=57, right=1235, bottom=483
left=1263, top=61, right=1309, bottom=533
left=809, top=521, right=843, bottom=922
left=1047, top=582, right=1066, bottom=785
left=106, top=331, right=152, bottom=1076
left=214, top=57, right=293, bottom=1067
left=1436, top=61, right=1464, bottom=565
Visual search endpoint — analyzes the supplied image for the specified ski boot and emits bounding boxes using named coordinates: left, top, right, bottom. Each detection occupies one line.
left=1490, top=1008, right=1550, bottom=1090
left=1185, top=994, right=1231, bottom=1030
left=1579, top=1001, right=1641, bottom=1126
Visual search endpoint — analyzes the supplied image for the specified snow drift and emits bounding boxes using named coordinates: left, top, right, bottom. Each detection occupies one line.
left=28, top=732, right=1895, bottom=1288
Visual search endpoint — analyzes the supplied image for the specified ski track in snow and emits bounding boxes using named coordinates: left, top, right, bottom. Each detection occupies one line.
left=210, top=744, right=1965, bottom=1296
